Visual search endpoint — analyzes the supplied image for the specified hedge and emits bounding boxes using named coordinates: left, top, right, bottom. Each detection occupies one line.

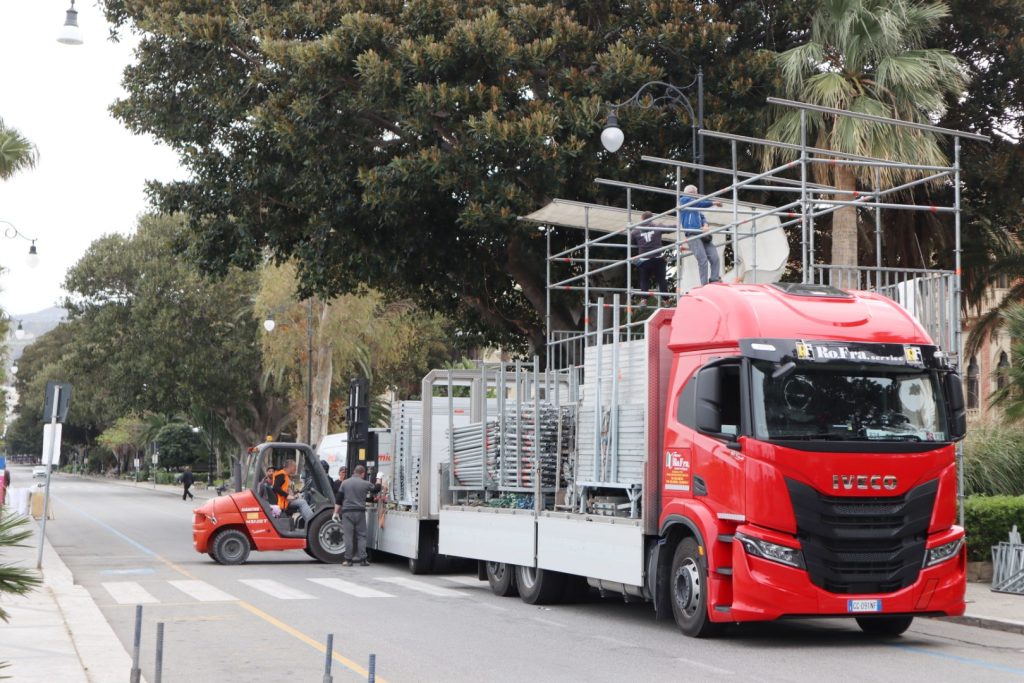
left=964, top=495, right=1024, bottom=561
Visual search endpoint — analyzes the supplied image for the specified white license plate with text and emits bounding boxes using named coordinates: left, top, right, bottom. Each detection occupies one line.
left=847, top=599, right=882, bottom=613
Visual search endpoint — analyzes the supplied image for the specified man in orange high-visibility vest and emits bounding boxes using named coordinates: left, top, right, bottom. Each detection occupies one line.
left=271, top=459, right=313, bottom=525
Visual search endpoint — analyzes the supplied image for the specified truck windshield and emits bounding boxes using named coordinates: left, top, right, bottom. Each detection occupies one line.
left=750, top=361, right=948, bottom=443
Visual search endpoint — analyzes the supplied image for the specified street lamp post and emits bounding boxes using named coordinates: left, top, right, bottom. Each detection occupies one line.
left=1, top=221, right=40, bottom=268
left=600, top=72, right=705, bottom=192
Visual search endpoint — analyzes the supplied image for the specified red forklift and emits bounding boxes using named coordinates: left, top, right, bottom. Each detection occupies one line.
left=192, top=442, right=344, bottom=564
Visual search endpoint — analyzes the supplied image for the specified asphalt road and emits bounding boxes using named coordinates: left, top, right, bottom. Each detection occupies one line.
left=25, top=468, right=1024, bottom=682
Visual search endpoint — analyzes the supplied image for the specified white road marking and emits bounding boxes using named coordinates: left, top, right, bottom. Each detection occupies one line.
left=238, top=579, right=314, bottom=600
left=439, top=576, right=487, bottom=588
left=375, top=577, right=467, bottom=597
left=673, top=656, right=735, bottom=676
left=168, top=580, right=237, bottom=602
left=307, top=578, right=395, bottom=599
left=101, top=581, right=159, bottom=604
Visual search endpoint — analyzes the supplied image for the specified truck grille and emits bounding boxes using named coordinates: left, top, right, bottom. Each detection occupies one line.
left=786, top=478, right=937, bottom=594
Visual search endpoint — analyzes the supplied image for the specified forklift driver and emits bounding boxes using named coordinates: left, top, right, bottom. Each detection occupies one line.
left=272, top=459, right=314, bottom=525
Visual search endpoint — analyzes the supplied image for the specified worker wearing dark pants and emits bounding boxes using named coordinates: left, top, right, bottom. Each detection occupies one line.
left=332, top=465, right=383, bottom=566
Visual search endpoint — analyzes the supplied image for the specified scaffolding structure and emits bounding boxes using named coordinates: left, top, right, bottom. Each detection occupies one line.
left=520, top=98, right=990, bottom=522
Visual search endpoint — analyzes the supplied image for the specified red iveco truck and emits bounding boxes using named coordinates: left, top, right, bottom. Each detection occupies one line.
left=424, top=282, right=967, bottom=637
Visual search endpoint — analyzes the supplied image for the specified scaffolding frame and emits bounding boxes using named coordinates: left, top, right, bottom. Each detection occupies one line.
left=522, top=98, right=990, bottom=522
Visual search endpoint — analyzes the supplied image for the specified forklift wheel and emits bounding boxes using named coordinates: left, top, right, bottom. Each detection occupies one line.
left=307, top=514, right=346, bottom=563
left=211, top=528, right=251, bottom=565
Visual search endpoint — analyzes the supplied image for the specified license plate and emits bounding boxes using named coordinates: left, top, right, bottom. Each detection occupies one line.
left=847, top=599, right=882, bottom=613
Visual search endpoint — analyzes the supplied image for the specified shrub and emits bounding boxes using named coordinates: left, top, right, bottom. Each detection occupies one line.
left=962, top=426, right=1024, bottom=496
left=963, top=495, right=1024, bottom=561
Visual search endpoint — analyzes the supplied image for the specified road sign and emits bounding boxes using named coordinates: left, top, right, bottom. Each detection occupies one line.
left=151, top=452, right=158, bottom=465
left=42, top=381, right=73, bottom=422
left=134, top=458, right=140, bottom=469
left=41, top=423, right=63, bottom=466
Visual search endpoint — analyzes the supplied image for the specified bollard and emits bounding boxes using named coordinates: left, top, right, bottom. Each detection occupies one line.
left=322, top=633, right=334, bottom=683
left=129, top=604, right=143, bottom=683
left=367, top=653, right=376, bottom=683
left=154, top=622, right=165, bottom=683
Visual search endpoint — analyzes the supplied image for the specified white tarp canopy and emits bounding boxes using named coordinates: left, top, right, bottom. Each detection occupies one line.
left=522, top=198, right=791, bottom=290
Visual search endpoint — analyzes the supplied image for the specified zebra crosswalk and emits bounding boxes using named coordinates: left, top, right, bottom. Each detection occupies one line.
left=98, top=574, right=487, bottom=606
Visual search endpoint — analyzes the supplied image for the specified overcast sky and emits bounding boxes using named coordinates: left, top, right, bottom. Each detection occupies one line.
left=0, top=2, right=183, bottom=317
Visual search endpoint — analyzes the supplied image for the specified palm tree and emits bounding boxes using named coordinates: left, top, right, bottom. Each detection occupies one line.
left=986, top=303, right=1024, bottom=420
left=0, top=118, right=38, bottom=180
left=766, top=0, right=967, bottom=271
left=0, top=512, right=40, bottom=622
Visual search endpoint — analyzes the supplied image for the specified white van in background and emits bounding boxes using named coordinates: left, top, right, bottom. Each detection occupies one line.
left=316, top=429, right=392, bottom=482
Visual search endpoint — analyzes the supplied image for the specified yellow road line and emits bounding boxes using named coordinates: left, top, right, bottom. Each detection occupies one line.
left=237, top=601, right=387, bottom=682
left=151, top=543, right=387, bottom=681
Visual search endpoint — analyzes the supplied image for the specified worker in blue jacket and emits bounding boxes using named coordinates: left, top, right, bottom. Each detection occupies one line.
left=679, top=184, right=723, bottom=286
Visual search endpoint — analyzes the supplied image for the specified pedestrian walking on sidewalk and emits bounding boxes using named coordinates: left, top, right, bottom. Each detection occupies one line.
left=182, top=466, right=195, bottom=501
left=332, top=465, right=384, bottom=566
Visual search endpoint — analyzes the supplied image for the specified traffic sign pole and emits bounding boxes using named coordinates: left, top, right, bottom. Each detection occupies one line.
left=36, top=384, right=60, bottom=570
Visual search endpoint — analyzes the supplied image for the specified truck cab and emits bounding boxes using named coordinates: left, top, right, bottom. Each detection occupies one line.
left=659, top=282, right=967, bottom=635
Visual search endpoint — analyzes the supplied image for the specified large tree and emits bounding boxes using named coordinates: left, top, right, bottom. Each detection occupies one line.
left=101, top=1, right=789, bottom=351
left=765, top=0, right=968, bottom=273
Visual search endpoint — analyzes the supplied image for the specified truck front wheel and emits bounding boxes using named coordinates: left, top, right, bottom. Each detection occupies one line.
left=670, top=538, right=720, bottom=637
left=486, top=562, right=518, bottom=597
left=516, top=565, right=564, bottom=605
left=856, top=616, right=913, bottom=636
left=211, top=528, right=251, bottom=566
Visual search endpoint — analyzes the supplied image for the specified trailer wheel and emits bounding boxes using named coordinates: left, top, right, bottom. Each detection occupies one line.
left=670, top=538, right=720, bottom=637
left=307, top=514, right=346, bottom=563
left=515, top=565, right=564, bottom=605
left=486, top=562, right=518, bottom=597
left=856, top=616, right=913, bottom=637
left=211, top=528, right=251, bottom=566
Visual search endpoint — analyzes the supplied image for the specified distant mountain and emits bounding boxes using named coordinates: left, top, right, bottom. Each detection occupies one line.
left=6, top=306, right=66, bottom=362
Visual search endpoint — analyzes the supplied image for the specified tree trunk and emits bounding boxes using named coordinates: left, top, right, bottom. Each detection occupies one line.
left=831, top=164, right=860, bottom=287
left=310, top=328, right=333, bottom=448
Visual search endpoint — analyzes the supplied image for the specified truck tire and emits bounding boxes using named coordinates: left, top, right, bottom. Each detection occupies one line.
left=211, top=528, right=251, bottom=565
left=307, top=514, right=346, bottom=563
left=516, top=565, right=564, bottom=605
left=486, top=562, right=518, bottom=597
left=856, top=616, right=913, bottom=636
left=670, top=538, right=720, bottom=637
left=409, top=524, right=437, bottom=575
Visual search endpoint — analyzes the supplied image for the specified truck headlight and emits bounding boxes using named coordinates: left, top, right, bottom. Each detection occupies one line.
left=924, top=538, right=963, bottom=567
left=736, top=532, right=805, bottom=569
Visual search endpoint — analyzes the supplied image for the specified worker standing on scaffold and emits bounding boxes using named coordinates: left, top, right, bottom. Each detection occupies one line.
left=631, top=211, right=677, bottom=303
left=679, top=184, right=723, bottom=286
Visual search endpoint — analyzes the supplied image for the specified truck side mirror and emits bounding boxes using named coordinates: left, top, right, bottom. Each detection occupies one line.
left=695, top=366, right=723, bottom=434
left=945, top=372, right=967, bottom=441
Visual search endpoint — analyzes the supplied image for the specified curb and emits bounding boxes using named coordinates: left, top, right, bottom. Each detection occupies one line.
left=937, top=614, right=1024, bottom=636
left=36, top=518, right=146, bottom=683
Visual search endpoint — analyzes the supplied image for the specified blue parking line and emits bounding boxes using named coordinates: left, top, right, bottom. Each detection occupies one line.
left=56, top=497, right=158, bottom=557
left=890, top=643, right=1024, bottom=676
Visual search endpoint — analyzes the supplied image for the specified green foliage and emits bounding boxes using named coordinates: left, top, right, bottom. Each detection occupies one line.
left=7, top=213, right=290, bottom=456
left=0, top=511, right=41, bottom=621
left=100, top=1, right=791, bottom=350
left=0, top=117, right=38, bottom=180
left=963, top=495, right=1024, bottom=561
left=154, top=423, right=203, bottom=468
left=766, top=0, right=967, bottom=269
left=962, top=425, right=1024, bottom=496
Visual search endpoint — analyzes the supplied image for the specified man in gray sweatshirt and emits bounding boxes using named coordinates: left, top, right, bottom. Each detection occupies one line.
left=331, top=465, right=383, bottom=566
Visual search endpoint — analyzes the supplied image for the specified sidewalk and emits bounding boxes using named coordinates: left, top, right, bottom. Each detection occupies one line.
left=0, top=517, right=140, bottom=683
left=943, top=581, right=1024, bottom=635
